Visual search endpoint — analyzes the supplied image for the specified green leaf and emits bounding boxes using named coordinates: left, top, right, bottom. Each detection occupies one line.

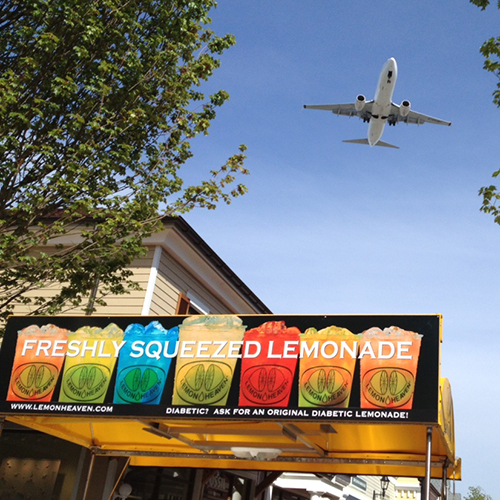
left=0, top=0, right=248, bottom=332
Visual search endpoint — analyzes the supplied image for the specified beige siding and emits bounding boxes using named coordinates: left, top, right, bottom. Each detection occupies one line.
left=89, top=248, right=153, bottom=316
left=8, top=236, right=250, bottom=321
left=10, top=248, right=154, bottom=317
left=10, top=247, right=62, bottom=316
left=149, top=250, right=230, bottom=315
left=8, top=243, right=230, bottom=319
left=148, top=270, right=179, bottom=315
left=11, top=281, right=63, bottom=316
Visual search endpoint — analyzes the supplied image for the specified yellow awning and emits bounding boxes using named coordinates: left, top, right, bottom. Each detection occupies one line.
left=5, top=378, right=460, bottom=480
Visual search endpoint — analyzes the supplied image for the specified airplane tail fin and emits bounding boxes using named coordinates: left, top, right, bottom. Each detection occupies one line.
left=342, top=138, right=399, bottom=149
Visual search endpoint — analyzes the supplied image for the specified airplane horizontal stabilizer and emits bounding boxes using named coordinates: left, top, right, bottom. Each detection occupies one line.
left=342, top=139, right=399, bottom=149
left=342, top=139, right=370, bottom=145
left=375, top=140, right=399, bottom=149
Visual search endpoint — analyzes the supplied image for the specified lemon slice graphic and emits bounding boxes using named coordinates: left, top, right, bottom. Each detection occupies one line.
left=327, top=369, right=336, bottom=394
left=379, top=370, right=388, bottom=395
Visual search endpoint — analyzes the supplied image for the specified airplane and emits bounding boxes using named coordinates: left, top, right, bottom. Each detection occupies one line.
left=304, top=57, right=451, bottom=149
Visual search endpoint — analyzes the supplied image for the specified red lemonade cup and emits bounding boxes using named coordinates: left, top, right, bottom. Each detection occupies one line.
left=239, top=321, right=301, bottom=407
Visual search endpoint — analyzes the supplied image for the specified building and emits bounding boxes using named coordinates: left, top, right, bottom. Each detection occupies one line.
left=271, top=473, right=396, bottom=500
left=0, top=218, right=459, bottom=499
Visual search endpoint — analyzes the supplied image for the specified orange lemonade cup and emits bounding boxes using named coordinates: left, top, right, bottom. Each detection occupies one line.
left=299, top=326, right=359, bottom=408
left=7, top=324, right=69, bottom=402
left=359, top=326, right=422, bottom=409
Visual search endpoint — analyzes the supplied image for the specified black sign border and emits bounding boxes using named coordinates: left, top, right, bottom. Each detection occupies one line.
left=0, top=315, right=440, bottom=423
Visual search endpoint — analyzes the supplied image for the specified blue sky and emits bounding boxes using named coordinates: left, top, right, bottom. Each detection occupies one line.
left=183, top=1, right=500, bottom=497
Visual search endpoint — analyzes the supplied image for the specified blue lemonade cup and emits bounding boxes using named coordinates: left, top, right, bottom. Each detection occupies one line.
left=113, top=322, right=179, bottom=404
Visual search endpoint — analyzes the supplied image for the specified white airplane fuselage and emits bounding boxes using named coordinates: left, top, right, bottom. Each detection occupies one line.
left=368, top=57, right=397, bottom=146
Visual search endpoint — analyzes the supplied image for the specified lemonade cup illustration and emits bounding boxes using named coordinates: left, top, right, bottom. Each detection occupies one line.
left=298, top=326, right=359, bottom=408
left=172, top=315, right=246, bottom=406
left=7, top=324, right=69, bottom=402
left=114, top=321, right=179, bottom=404
left=59, top=323, right=124, bottom=404
left=239, top=321, right=301, bottom=407
left=359, top=326, right=422, bottom=409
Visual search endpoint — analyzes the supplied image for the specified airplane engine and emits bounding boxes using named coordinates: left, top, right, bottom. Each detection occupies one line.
left=399, top=100, right=411, bottom=117
left=354, top=94, right=366, bottom=111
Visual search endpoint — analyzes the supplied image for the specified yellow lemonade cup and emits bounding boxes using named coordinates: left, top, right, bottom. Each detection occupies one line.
left=172, top=316, right=245, bottom=406
left=299, top=326, right=359, bottom=408
left=59, top=323, right=124, bottom=404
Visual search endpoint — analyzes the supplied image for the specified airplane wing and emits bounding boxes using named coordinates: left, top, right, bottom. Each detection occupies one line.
left=304, top=102, right=374, bottom=122
left=388, top=103, right=451, bottom=126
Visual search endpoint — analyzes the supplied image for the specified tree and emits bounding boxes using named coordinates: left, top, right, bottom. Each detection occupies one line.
left=0, top=0, right=249, bottom=324
left=470, top=0, right=500, bottom=222
left=464, top=486, right=493, bottom=500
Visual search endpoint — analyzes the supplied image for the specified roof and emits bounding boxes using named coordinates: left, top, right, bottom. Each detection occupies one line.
left=160, top=217, right=272, bottom=315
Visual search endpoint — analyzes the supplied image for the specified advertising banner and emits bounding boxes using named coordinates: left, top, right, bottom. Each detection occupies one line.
left=0, top=315, right=440, bottom=423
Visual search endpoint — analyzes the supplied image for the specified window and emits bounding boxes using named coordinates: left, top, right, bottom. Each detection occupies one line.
left=175, top=293, right=210, bottom=315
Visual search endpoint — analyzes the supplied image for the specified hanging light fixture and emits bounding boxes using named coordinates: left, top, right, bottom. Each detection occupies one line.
left=373, top=476, right=390, bottom=500
left=380, top=476, right=390, bottom=497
